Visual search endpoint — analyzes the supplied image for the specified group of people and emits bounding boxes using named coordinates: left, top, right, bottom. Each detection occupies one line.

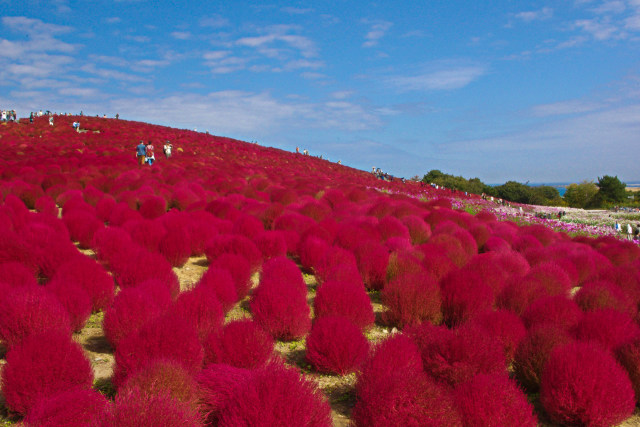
left=136, top=140, right=173, bottom=166
left=372, top=167, right=397, bottom=182
left=614, top=222, right=640, bottom=240
left=1, top=110, right=17, bottom=122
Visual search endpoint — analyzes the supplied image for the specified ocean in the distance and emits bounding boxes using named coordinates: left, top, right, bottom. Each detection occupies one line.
left=527, top=181, right=640, bottom=197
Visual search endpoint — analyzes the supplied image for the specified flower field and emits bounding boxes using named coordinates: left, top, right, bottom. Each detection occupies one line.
left=1, top=115, right=640, bottom=426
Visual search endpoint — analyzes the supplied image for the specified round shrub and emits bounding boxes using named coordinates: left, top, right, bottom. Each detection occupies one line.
left=197, top=364, right=252, bottom=425
left=203, top=319, right=274, bottom=369
left=112, top=313, right=204, bottom=388
left=103, top=280, right=173, bottom=349
left=122, top=218, right=165, bottom=252
left=469, top=310, right=526, bottom=362
left=99, top=390, right=202, bottom=427
left=138, top=195, right=167, bottom=219
left=521, top=295, right=583, bottom=331
left=616, top=337, right=640, bottom=401
left=382, top=271, right=442, bottom=328
left=573, top=308, right=640, bottom=351
left=204, top=233, right=262, bottom=273
left=62, top=209, right=104, bottom=249
left=52, top=255, right=115, bottom=312
left=299, top=236, right=331, bottom=273
left=159, top=228, right=192, bottom=267
left=109, top=247, right=179, bottom=296
left=411, top=323, right=506, bottom=387
left=0, top=261, right=38, bottom=288
left=209, top=253, right=252, bottom=300
left=46, top=279, right=92, bottom=332
left=23, top=387, right=110, bottom=427
left=416, top=243, right=458, bottom=282
left=513, top=324, right=573, bottom=392
left=354, top=240, right=389, bottom=291
left=119, top=359, right=201, bottom=412
left=441, top=269, right=494, bottom=327
left=34, top=195, right=58, bottom=217
left=314, top=280, right=375, bottom=330
left=455, top=373, right=537, bottom=427
left=401, top=214, right=431, bottom=245
left=352, top=369, right=462, bottom=427
left=0, top=286, right=71, bottom=348
left=259, top=255, right=307, bottom=297
left=540, top=341, right=635, bottom=426
left=496, top=276, right=546, bottom=315
left=196, top=267, right=238, bottom=312
left=168, top=285, right=224, bottom=341
left=255, top=230, right=287, bottom=260
left=386, top=249, right=425, bottom=284
left=526, top=262, right=572, bottom=296
left=1, top=331, right=93, bottom=416
left=575, top=279, right=637, bottom=316
left=217, top=361, right=332, bottom=426
left=306, top=315, right=369, bottom=375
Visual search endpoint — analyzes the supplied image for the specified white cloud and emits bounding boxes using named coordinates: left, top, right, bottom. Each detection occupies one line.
left=171, top=31, right=191, bottom=40
left=390, top=62, right=487, bottom=91
left=200, top=15, right=230, bottom=28
left=515, top=7, right=554, bottom=22
left=362, top=19, right=393, bottom=47
left=530, top=100, right=603, bottom=116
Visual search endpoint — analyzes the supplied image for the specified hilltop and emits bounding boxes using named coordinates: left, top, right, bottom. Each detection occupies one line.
left=1, top=115, right=640, bottom=426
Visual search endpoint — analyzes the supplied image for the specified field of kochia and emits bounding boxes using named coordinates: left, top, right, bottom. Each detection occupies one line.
left=1, top=115, right=639, bottom=426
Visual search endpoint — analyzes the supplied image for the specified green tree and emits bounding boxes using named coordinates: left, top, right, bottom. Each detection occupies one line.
left=422, top=169, right=445, bottom=183
left=596, top=175, right=627, bottom=204
left=563, top=181, right=599, bottom=208
left=494, top=181, right=531, bottom=204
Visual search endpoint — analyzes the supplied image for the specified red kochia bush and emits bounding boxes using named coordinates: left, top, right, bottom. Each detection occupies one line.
left=357, top=334, right=423, bottom=391
left=469, top=310, right=526, bottom=362
left=217, top=361, right=332, bottom=427
left=168, top=285, right=224, bottom=341
left=0, top=261, right=38, bottom=288
left=250, top=280, right=311, bottom=341
left=382, top=271, right=442, bottom=328
left=46, top=279, right=92, bottom=332
left=203, top=319, right=274, bottom=369
left=455, top=373, right=537, bottom=427
left=158, top=228, right=192, bottom=267
left=99, top=390, right=202, bottom=427
left=112, top=313, right=204, bottom=388
left=572, top=308, right=640, bottom=351
left=259, top=256, right=308, bottom=297
left=521, top=295, right=583, bottom=331
left=313, top=280, right=375, bottom=330
left=354, top=240, right=389, bottom=291
left=103, top=280, right=173, bottom=348
left=306, top=316, right=369, bottom=375
left=352, top=369, right=462, bottom=427
left=254, top=230, right=287, bottom=260
left=196, top=267, right=238, bottom=312
left=23, top=387, right=109, bottom=426
left=209, top=253, right=252, bottom=300
left=1, top=331, right=93, bottom=416
left=575, top=279, right=637, bottom=316
left=0, top=286, right=71, bottom=348
left=34, top=194, right=58, bottom=217
left=119, top=359, right=201, bottom=412
left=401, top=214, right=431, bottom=245
left=197, top=364, right=252, bottom=425
left=410, top=323, right=506, bottom=387
left=440, top=269, right=494, bottom=327
left=204, top=233, right=262, bottom=273
left=138, top=195, right=167, bottom=219
left=616, top=337, right=640, bottom=401
left=62, top=209, right=104, bottom=249
left=52, top=255, right=115, bottom=312
left=540, top=341, right=635, bottom=426
left=514, top=324, right=573, bottom=392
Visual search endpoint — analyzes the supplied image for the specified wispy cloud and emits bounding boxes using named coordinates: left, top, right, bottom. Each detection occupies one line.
left=236, top=25, right=317, bottom=59
left=362, top=19, right=393, bottom=47
left=515, top=7, right=554, bottom=22
left=530, top=99, right=603, bottom=116
left=389, top=61, right=487, bottom=91
left=171, top=31, right=191, bottom=40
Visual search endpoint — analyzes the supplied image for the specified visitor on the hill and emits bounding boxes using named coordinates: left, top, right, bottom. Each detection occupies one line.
left=29, top=112, right=34, bottom=123
left=296, top=147, right=300, bottom=154
left=72, top=121, right=80, bottom=132
left=145, top=141, right=155, bottom=166
left=136, top=140, right=146, bottom=166
left=49, top=116, right=54, bottom=126
left=163, top=141, right=172, bottom=158
left=627, top=223, right=634, bottom=240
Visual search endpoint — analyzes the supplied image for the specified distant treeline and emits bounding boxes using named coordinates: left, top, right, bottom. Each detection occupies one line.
left=421, top=170, right=639, bottom=209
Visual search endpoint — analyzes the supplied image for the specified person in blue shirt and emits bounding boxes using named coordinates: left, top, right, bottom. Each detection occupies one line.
left=136, top=141, right=146, bottom=166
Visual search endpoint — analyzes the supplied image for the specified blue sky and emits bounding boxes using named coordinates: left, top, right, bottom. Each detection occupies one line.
left=1, top=0, right=639, bottom=183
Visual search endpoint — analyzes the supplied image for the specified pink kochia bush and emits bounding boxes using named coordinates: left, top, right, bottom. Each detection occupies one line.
left=209, top=253, right=252, bottom=300
left=168, top=285, right=224, bottom=341
left=197, top=364, right=252, bottom=426
left=1, top=332, right=94, bottom=416
left=0, top=261, right=38, bottom=288
left=616, top=337, right=640, bottom=401
left=99, top=390, right=203, bottom=427
left=23, top=387, right=110, bottom=427
left=353, top=334, right=461, bottom=427
left=354, top=240, right=389, bottom=291
left=540, top=341, right=636, bottom=426
left=112, top=313, right=204, bottom=388
left=455, top=373, right=537, bottom=427
left=52, top=255, right=115, bottom=312
left=305, top=315, right=369, bottom=375
left=313, top=280, right=375, bottom=330
left=159, top=228, right=192, bottom=267
left=520, top=295, right=583, bottom=331
left=195, top=267, right=238, bottom=312
left=381, top=271, right=442, bottom=328
left=250, top=256, right=311, bottom=340
left=102, top=280, right=173, bottom=348
left=440, top=269, right=495, bottom=327
left=0, top=286, right=71, bottom=349
left=572, top=308, right=640, bottom=352
left=468, top=310, right=526, bottom=362
left=513, top=324, right=573, bottom=392
left=216, top=361, right=332, bottom=426
left=46, top=279, right=93, bottom=332
left=203, top=319, right=274, bottom=369
left=204, top=233, right=262, bottom=273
